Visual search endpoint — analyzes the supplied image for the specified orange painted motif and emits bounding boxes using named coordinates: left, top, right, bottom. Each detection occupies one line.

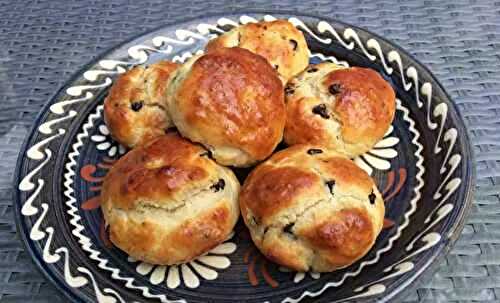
left=80, top=164, right=104, bottom=183
left=384, top=168, right=407, bottom=202
left=260, top=259, right=278, bottom=288
left=383, top=218, right=395, bottom=229
left=382, top=171, right=395, bottom=196
left=81, top=196, right=101, bottom=210
left=247, top=255, right=259, bottom=286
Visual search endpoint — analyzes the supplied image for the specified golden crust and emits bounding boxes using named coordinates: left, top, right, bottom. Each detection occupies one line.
left=240, top=165, right=322, bottom=225
left=101, top=133, right=240, bottom=265
left=102, top=133, right=210, bottom=210
left=284, top=63, right=396, bottom=157
left=108, top=204, right=233, bottom=265
left=239, top=144, right=385, bottom=272
left=103, top=61, right=179, bottom=148
left=206, top=20, right=309, bottom=82
left=299, top=208, right=375, bottom=267
left=326, top=67, right=396, bottom=144
left=167, top=47, right=285, bottom=167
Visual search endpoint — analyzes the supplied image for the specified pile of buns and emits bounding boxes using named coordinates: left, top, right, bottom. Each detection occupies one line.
left=101, top=19, right=395, bottom=273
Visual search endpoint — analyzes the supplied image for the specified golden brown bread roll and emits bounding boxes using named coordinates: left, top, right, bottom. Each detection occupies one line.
left=284, top=63, right=396, bottom=157
left=166, top=47, right=286, bottom=167
left=101, top=133, right=240, bottom=265
left=239, top=145, right=385, bottom=272
left=104, top=61, right=179, bottom=148
left=206, top=20, right=309, bottom=83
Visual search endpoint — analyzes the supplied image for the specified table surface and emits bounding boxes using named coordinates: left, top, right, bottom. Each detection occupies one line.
left=1, top=0, right=499, bottom=302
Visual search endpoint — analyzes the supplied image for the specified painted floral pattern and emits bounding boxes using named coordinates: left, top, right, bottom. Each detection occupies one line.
left=90, top=124, right=126, bottom=157
left=128, top=239, right=236, bottom=289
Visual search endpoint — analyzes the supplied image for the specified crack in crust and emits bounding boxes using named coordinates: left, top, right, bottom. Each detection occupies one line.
left=240, top=145, right=385, bottom=272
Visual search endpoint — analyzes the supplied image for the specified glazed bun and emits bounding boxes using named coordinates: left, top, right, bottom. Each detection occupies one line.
left=104, top=61, right=179, bottom=148
left=206, top=20, right=309, bottom=83
left=284, top=63, right=396, bottom=157
left=239, top=145, right=385, bottom=272
left=101, top=133, right=240, bottom=265
left=166, top=47, right=286, bottom=167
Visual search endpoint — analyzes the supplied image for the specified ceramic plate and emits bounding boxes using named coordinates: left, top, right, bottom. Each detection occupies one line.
left=13, top=12, right=474, bottom=303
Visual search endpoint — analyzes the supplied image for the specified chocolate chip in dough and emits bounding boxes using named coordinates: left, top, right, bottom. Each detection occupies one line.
left=289, top=39, right=298, bottom=50
left=312, top=103, right=330, bottom=119
left=307, top=67, right=318, bottom=73
left=284, top=83, right=295, bottom=96
left=328, top=83, right=342, bottom=95
left=307, top=148, right=323, bottom=155
left=326, top=180, right=336, bottom=194
left=210, top=179, right=225, bottom=192
left=131, top=101, right=144, bottom=112
left=369, top=191, right=376, bottom=204
left=283, top=222, right=295, bottom=235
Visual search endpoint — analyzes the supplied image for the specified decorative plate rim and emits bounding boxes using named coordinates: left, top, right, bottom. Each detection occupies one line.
left=12, top=10, right=475, bottom=303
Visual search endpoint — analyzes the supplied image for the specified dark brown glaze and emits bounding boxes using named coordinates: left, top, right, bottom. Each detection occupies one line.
left=101, top=133, right=210, bottom=210
left=103, top=61, right=179, bottom=147
left=325, top=67, right=396, bottom=145
left=175, top=47, right=285, bottom=160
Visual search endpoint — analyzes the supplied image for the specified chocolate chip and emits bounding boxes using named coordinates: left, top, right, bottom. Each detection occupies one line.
left=369, top=191, right=376, bottom=204
left=283, top=222, right=295, bottom=235
left=312, top=104, right=330, bottom=119
left=328, top=83, right=342, bottom=95
left=199, top=150, right=213, bottom=159
left=263, top=227, right=269, bottom=235
left=326, top=180, right=335, bottom=194
left=307, top=67, right=318, bottom=73
left=131, top=101, right=143, bottom=112
left=289, top=39, right=298, bottom=50
left=284, top=84, right=295, bottom=96
left=274, top=64, right=279, bottom=70
left=210, top=179, right=225, bottom=192
left=307, top=148, right=323, bottom=155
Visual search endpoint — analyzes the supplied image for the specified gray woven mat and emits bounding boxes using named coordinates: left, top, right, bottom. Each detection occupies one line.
left=1, top=0, right=499, bottom=302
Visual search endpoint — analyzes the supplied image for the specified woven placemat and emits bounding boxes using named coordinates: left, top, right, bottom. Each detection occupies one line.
left=1, top=0, right=499, bottom=302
